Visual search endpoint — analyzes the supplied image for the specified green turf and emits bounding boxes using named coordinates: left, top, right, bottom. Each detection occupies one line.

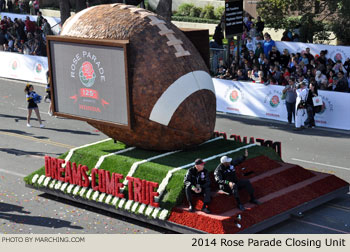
left=24, top=138, right=282, bottom=213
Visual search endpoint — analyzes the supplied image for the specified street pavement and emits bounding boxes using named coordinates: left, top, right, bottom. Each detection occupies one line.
left=0, top=77, right=349, bottom=234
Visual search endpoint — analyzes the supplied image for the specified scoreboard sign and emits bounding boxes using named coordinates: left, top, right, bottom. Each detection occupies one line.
left=47, top=36, right=131, bottom=129
left=225, top=0, right=244, bottom=37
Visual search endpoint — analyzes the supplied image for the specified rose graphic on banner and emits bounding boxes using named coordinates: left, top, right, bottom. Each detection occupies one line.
left=11, top=60, right=18, bottom=70
left=35, top=63, right=42, bottom=73
left=334, top=53, right=342, bottom=62
left=229, top=90, right=239, bottom=102
left=318, top=101, right=327, bottom=114
left=270, top=95, right=280, bottom=108
left=79, top=61, right=96, bottom=87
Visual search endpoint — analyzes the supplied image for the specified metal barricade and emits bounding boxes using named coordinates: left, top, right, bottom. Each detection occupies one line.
left=209, top=46, right=229, bottom=75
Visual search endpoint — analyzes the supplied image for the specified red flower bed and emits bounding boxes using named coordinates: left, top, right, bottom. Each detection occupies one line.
left=235, top=155, right=282, bottom=179
left=221, top=175, right=349, bottom=233
left=252, top=165, right=315, bottom=198
left=208, top=165, right=314, bottom=214
left=209, top=155, right=281, bottom=191
left=167, top=208, right=227, bottom=234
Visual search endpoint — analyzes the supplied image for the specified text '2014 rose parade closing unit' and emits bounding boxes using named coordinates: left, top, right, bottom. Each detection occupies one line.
left=24, top=4, right=349, bottom=234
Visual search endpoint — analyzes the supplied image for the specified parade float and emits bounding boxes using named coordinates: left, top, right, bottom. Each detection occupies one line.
left=24, top=4, right=349, bottom=233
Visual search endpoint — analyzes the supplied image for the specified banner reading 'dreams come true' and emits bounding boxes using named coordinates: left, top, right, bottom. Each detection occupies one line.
left=214, top=78, right=350, bottom=130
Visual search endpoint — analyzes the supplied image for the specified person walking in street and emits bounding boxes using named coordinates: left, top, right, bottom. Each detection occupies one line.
left=24, top=83, right=44, bottom=128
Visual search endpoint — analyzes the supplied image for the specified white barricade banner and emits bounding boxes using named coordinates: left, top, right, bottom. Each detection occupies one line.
left=213, top=78, right=350, bottom=130
left=275, top=41, right=350, bottom=64
left=0, top=51, right=48, bottom=84
left=313, top=91, right=350, bottom=130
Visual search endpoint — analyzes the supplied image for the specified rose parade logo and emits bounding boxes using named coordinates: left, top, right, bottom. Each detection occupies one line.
left=10, top=59, right=19, bottom=71
left=317, top=101, right=327, bottom=114
left=224, top=85, right=244, bottom=112
left=264, top=91, right=281, bottom=108
left=79, top=61, right=96, bottom=87
left=334, top=53, right=342, bottom=62
left=329, top=48, right=346, bottom=63
left=229, top=90, right=239, bottom=102
left=225, top=84, right=244, bottom=104
left=70, top=51, right=109, bottom=112
left=269, top=95, right=280, bottom=108
left=315, top=96, right=334, bottom=122
left=34, top=63, right=43, bottom=74
left=12, top=61, right=18, bottom=70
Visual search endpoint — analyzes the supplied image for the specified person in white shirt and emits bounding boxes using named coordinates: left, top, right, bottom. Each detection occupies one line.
left=294, top=81, right=308, bottom=130
left=315, top=70, right=327, bottom=88
left=245, top=36, right=255, bottom=52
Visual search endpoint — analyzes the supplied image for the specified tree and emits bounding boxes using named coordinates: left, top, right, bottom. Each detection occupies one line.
left=331, top=1, right=350, bottom=45
left=256, top=0, right=339, bottom=43
left=75, top=0, right=87, bottom=12
left=256, top=0, right=292, bottom=31
left=59, top=0, right=87, bottom=25
left=148, top=0, right=172, bottom=21
left=59, top=0, right=71, bottom=25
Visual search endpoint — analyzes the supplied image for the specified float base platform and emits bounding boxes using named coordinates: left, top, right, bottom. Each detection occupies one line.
left=24, top=138, right=349, bottom=233
left=25, top=183, right=207, bottom=233
left=25, top=182, right=348, bottom=234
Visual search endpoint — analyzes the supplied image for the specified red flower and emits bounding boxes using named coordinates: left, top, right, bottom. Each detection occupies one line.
left=271, top=95, right=279, bottom=104
left=82, top=61, right=94, bottom=80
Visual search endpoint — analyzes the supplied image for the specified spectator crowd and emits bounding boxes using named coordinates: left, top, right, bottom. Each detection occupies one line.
left=213, top=15, right=350, bottom=93
left=0, top=6, right=53, bottom=56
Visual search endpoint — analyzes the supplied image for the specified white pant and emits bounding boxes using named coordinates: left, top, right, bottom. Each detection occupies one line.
left=295, top=108, right=306, bottom=128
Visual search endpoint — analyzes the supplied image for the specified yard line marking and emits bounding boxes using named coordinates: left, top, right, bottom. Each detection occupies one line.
left=63, top=138, right=111, bottom=168
left=0, top=131, right=74, bottom=149
left=120, top=137, right=222, bottom=187
left=122, top=150, right=181, bottom=187
left=156, top=143, right=257, bottom=200
left=95, top=147, right=136, bottom=169
left=0, top=168, right=26, bottom=178
left=200, top=137, right=222, bottom=145
left=120, top=137, right=222, bottom=188
left=291, top=158, right=350, bottom=171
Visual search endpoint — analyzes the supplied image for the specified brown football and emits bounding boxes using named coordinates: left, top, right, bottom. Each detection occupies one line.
left=61, top=4, right=216, bottom=151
